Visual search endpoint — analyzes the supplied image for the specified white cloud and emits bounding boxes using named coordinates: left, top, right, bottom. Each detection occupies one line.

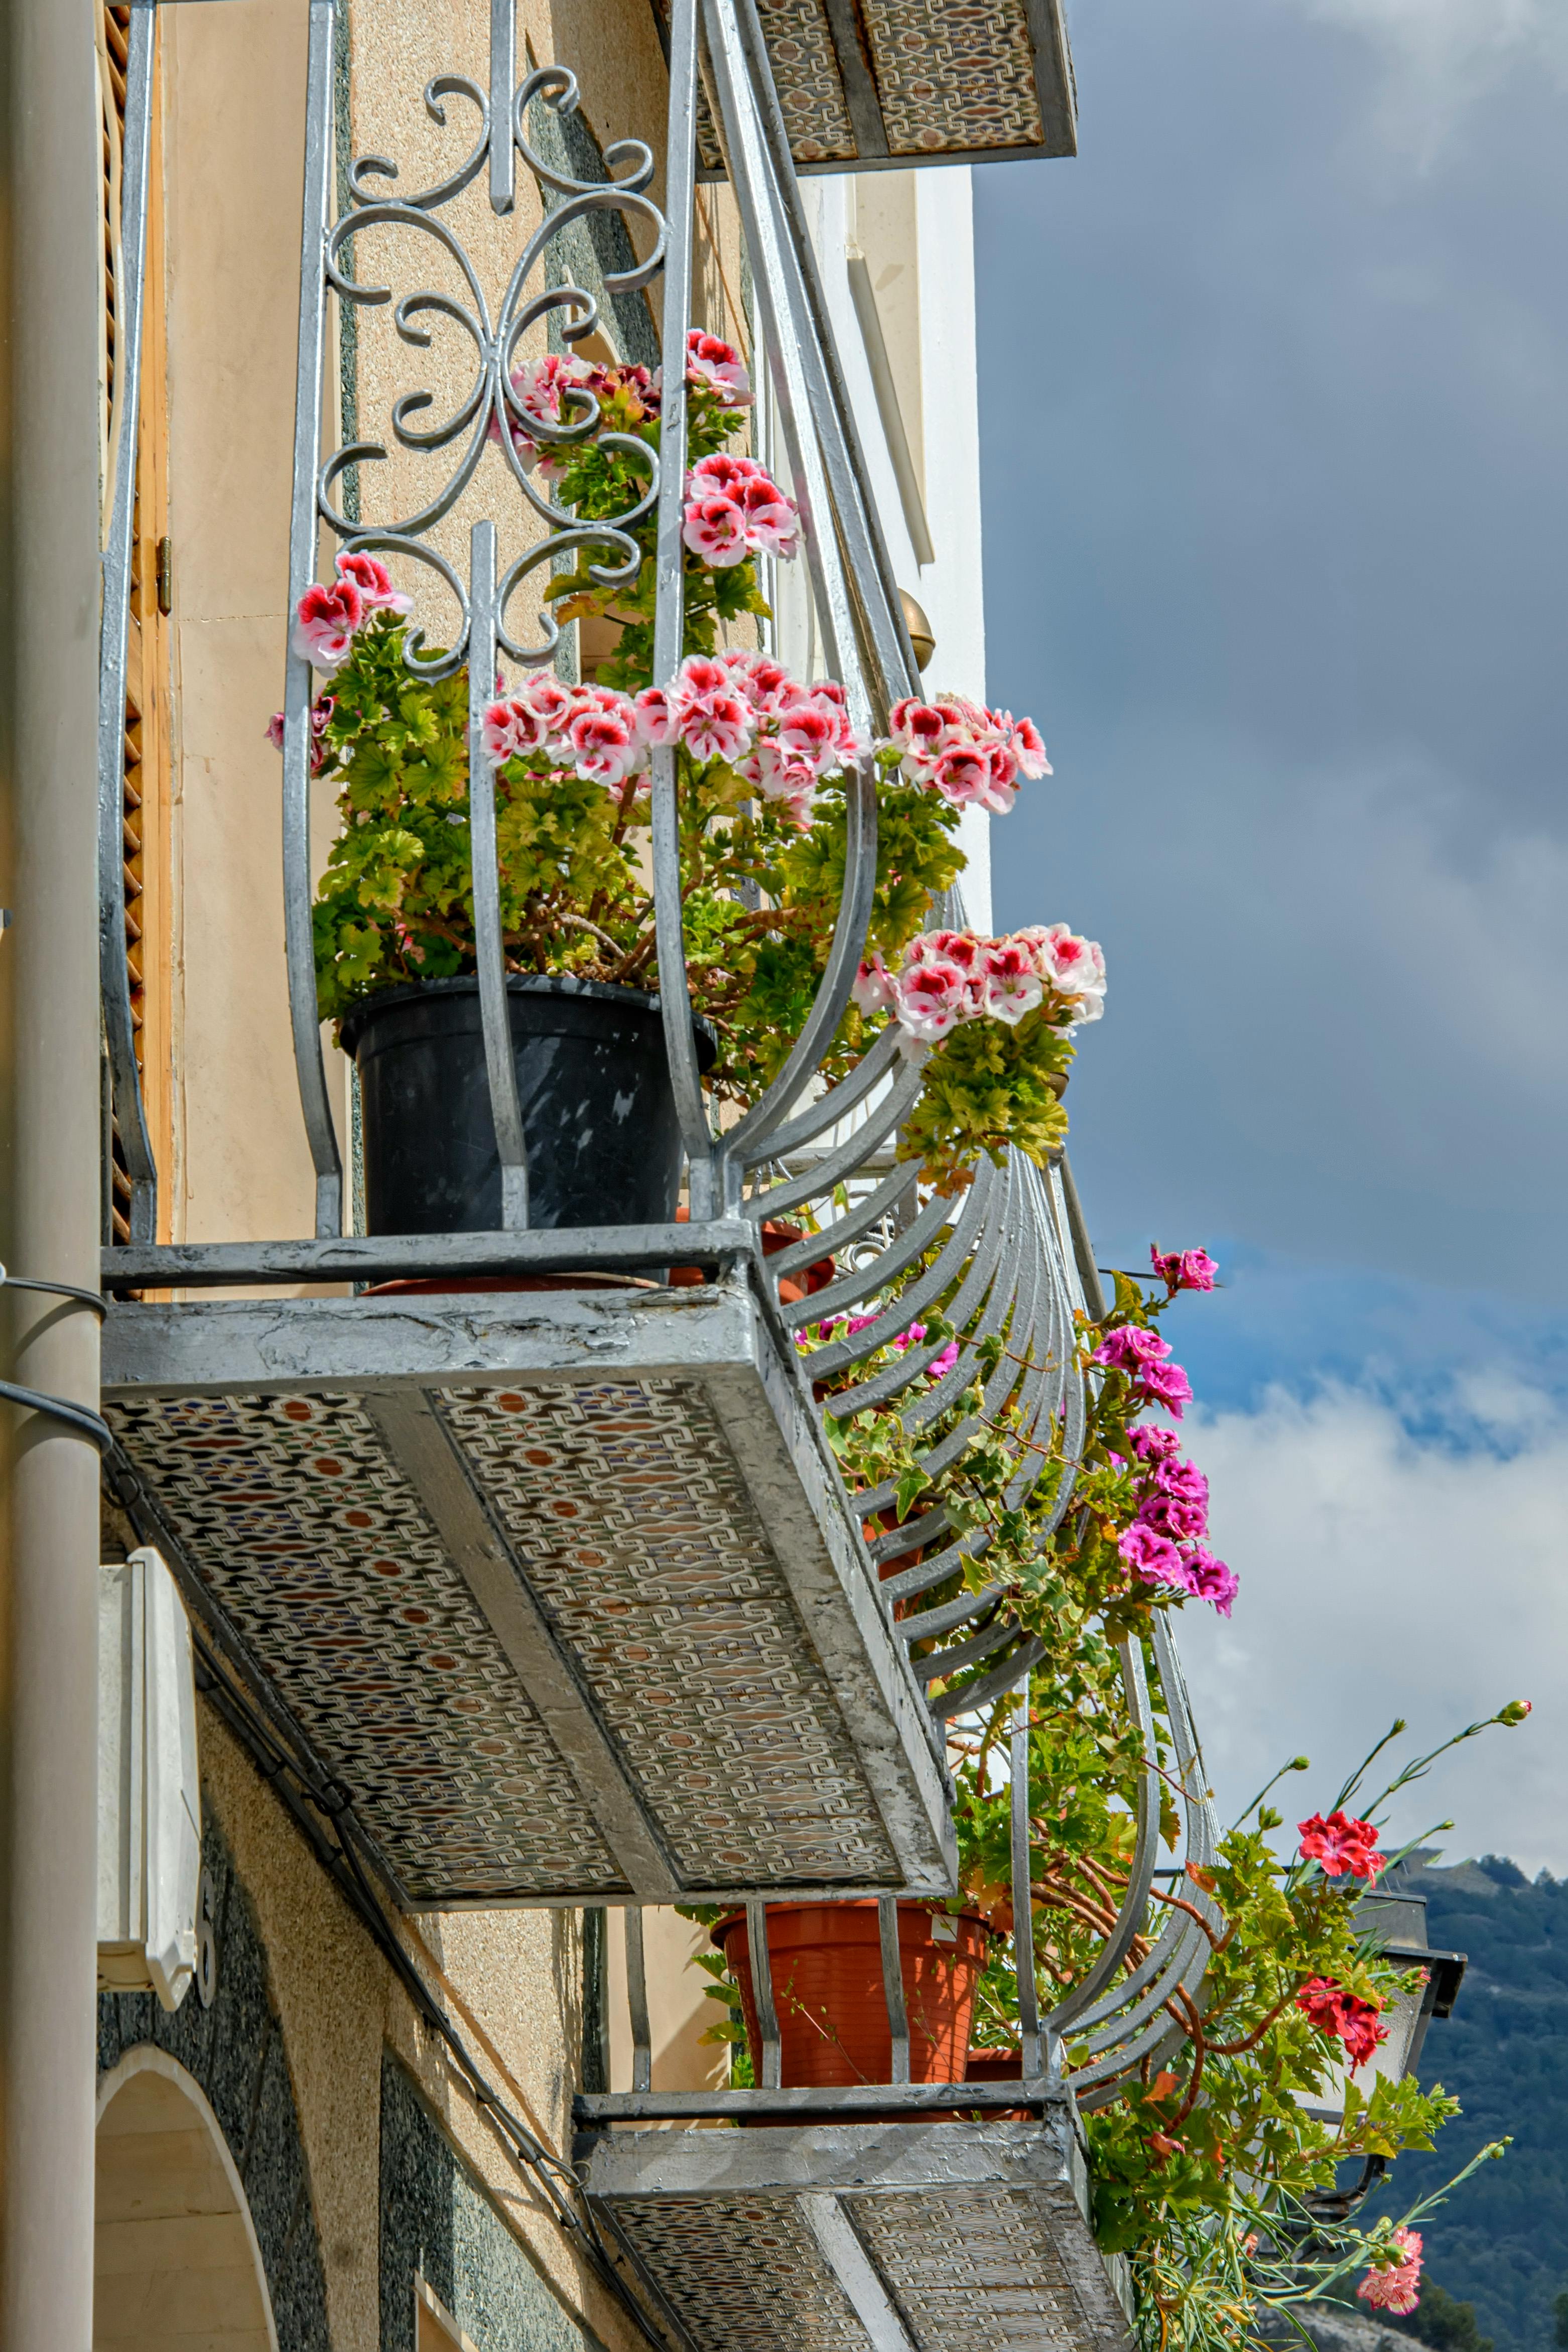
left=1284, top=0, right=1568, bottom=161
left=1173, top=1380, right=1568, bottom=1874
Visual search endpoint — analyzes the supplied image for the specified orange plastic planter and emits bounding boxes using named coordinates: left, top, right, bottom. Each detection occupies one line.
left=713, top=1901, right=991, bottom=2091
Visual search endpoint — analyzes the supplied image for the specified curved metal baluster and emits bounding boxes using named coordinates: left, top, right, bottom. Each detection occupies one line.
left=741, top=1024, right=903, bottom=1172
left=744, top=1055, right=925, bottom=1221
left=284, top=0, right=345, bottom=1236
left=1067, top=1615, right=1221, bottom=2094
left=828, top=1162, right=1012, bottom=1420
left=699, top=0, right=882, bottom=1201
left=99, top=0, right=159, bottom=1244
left=766, top=1155, right=917, bottom=1280
left=902, top=1201, right=1046, bottom=1656
left=803, top=1165, right=992, bottom=1382
left=1046, top=1638, right=1160, bottom=2038
left=647, top=0, right=715, bottom=1210
left=718, top=762, right=879, bottom=1190
left=779, top=1183, right=958, bottom=1332
left=929, top=1636, right=1046, bottom=1724
left=727, top=0, right=918, bottom=714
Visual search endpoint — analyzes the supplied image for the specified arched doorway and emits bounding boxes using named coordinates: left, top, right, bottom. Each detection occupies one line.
left=95, top=2048, right=278, bottom=2352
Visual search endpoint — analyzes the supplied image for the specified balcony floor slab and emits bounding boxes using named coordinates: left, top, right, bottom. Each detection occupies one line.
left=576, top=2116, right=1133, bottom=2352
left=102, top=1283, right=955, bottom=1908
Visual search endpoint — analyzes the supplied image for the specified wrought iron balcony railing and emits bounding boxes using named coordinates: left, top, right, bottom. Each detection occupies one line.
left=573, top=1613, right=1218, bottom=2352
left=94, top=0, right=1183, bottom=1961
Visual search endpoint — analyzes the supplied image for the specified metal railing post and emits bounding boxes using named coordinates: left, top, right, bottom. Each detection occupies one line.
left=648, top=0, right=716, bottom=1213
left=467, top=518, right=529, bottom=1227
left=624, top=1906, right=653, bottom=2093
left=1010, top=1673, right=1045, bottom=2080
left=877, top=1895, right=910, bottom=2084
left=745, top=1899, right=782, bottom=2088
left=283, top=0, right=345, bottom=1237
left=97, top=0, right=160, bottom=1243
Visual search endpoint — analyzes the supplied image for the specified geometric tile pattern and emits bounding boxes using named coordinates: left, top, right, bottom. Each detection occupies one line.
left=671, top=0, right=1063, bottom=172
left=103, top=1390, right=624, bottom=1904
left=851, top=2186, right=1130, bottom=2352
left=682, top=0, right=856, bottom=173
left=606, top=2193, right=866, bottom=2352
left=439, top=1381, right=899, bottom=1889
left=752, top=0, right=857, bottom=163
left=861, top=0, right=1044, bottom=157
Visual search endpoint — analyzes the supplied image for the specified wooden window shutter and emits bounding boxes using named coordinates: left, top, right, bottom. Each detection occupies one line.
left=101, top=3, right=172, bottom=1246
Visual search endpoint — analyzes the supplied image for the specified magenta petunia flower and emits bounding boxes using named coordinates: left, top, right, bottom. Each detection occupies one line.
left=1151, top=1245, right=1219, bottom=1293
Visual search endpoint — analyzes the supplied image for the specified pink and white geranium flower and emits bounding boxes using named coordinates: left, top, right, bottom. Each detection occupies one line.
left=567, top=701, right=642, bottom=786
left=682, top=454, right=799, bottom=567
left=685, top=330, right=752, bottom=407
left=478, top=678, right=649, bottom=790
left=865, top=925, right=1106, bottom=1053
left=680, top=688, right=754, bottom=765
left=335, top=551, right=412, bottom=615
left=886, top=693, right=1051, bottom=814
left=291, top=578, right=363, bottom=673
left=980, top=939, right=1045, bottom=1025
left=682, top=495, right=750, bottom=567
left=891, top=956, right=973, bottom=1044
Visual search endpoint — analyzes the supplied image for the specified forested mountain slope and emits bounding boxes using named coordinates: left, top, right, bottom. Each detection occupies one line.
left=1364, top=1856, right=1568, bottom=2351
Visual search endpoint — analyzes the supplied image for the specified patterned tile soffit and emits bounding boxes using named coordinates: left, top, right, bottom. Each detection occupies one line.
left=104, top=1391, right=625, bottom=1902
left=105, top=1377, right=899, bottom=1899
left=668, top=0, right=1048, bottom=166
left=606, top=2196, right=867, bottom=2352
left=851, top=2186, right=1133, bottom=2351
left=438, top=1380, right=898, bottom=1888
left=753, top=0, right=857, bottom=162
left=860, top=0, right=1044, bottom=156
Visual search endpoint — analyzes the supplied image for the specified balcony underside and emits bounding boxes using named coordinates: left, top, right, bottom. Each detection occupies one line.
left=671, top=0, right=1076, bottom=174
left=101, top=1281, right=954, bottom=1908
left=577, top=2114, right=1133, bottom=2352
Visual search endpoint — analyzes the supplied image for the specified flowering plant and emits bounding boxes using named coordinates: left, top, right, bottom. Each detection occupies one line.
left=789, top=1240, right=1523, bottom=2348
left=282, top=331, right=1095, bottom=1187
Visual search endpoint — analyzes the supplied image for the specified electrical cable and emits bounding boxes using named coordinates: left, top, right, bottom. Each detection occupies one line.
left=0, top=1266, right=112, bottom=1449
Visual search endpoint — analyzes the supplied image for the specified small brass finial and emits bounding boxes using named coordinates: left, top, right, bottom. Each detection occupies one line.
left=899, top=589, right=935, bottom=673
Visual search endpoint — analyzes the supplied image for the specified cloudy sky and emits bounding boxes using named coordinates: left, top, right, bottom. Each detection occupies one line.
left=974, top=0, right=1568, bottom=1869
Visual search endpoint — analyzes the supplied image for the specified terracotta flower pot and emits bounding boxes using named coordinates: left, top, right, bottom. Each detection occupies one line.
left=713, top=1901, right=990, bottom=2093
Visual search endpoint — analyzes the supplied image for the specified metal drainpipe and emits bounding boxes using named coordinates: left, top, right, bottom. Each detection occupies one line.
left=0, top=0, right=108, bottom=2342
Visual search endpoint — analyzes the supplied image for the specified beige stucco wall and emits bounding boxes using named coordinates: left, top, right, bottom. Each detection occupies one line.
left=160, top=0, right=341, bottom=1248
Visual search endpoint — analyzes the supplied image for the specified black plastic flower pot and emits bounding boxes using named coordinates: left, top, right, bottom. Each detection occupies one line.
left=339, top=976, right=715, bottom=1237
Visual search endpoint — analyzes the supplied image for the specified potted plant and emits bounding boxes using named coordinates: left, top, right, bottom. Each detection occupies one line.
left=277, top=331, right=1098, bottom=1235
left=783, top=1250, right=1527, bottom=2347
left=710, top=1900, right=991, bottom=2095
